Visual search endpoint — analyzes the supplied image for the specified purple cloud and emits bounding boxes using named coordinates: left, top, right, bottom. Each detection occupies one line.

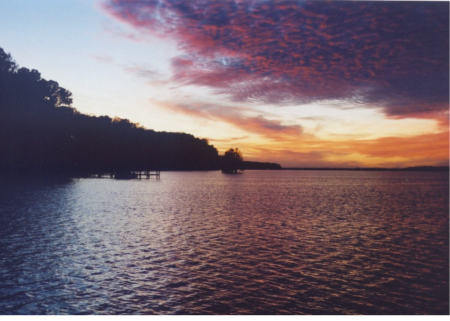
left=103, top=0, right=449, bottom=117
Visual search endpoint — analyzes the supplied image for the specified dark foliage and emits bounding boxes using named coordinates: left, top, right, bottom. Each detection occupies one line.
left=221, top=148, right=243, bottom=171
left=0, top=47, right=220, bottom=175
left=0, top=47, right=281, bottom=175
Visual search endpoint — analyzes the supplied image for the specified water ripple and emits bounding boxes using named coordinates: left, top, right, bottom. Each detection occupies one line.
left=0, top=171, right=448, bottom=314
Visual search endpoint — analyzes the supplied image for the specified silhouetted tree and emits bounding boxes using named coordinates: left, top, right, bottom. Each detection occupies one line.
left=0, top=47, right=221, bottom=174
left=221, top=148, right=243, bottom=173
left=0, top=46, right=280, bottom=176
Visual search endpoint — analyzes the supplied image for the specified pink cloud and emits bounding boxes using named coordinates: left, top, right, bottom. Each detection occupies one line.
left=103, top=0, right=449, bottom=118
left=157, top=100, right=302, bottom=140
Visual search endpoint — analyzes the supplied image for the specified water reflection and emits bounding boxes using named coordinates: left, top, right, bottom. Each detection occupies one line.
left=0, top=171, right=448, bottom=314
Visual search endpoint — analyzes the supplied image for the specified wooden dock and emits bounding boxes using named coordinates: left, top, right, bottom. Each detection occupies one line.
left=136, top=170, right=160, bottom=179
left=94, top=170, right=160, bottom=179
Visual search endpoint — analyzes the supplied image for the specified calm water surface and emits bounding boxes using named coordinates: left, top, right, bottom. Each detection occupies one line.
left=0, top=170, right=448, bottom=314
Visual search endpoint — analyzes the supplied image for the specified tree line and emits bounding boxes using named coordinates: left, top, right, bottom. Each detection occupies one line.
left=0, top=47, right=280, bottom=176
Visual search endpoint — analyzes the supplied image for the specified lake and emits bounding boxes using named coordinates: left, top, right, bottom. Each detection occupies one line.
left=0, top=170, right=448, bottom=314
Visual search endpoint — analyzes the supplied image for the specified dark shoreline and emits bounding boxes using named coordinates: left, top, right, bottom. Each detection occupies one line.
left=0, top=166, right=448, bottom=180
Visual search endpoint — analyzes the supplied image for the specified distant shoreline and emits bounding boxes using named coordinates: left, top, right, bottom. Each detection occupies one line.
left=0, top=166, right=448, bottom=177
left=280, top=166, right=449, bottom=171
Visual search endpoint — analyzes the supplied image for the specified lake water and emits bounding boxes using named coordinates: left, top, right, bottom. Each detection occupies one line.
left=0, top=170, right=448, bottom=314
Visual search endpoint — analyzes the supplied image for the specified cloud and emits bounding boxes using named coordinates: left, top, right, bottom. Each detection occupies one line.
left=123, top=64, right=162, bottom=80
left=101, top=20, right=148, bottom=43
left=209, top=136, right=249, bottom=143
left=151, top=99, right=448, bottom=168
left=155, top=100, right=303, bottom=140
left=348, top=131, right=449, bottom=162
left=103, top=0, right=449, bottom=117
left=238, top=130, right=449, bottom=168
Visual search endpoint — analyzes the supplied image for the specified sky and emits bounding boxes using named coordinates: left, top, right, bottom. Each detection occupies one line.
left=0, top=0, right=448, bottom=167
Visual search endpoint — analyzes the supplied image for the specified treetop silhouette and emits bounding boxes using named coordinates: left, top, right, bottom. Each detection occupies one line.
left=0, top=46, right=280, bottom=176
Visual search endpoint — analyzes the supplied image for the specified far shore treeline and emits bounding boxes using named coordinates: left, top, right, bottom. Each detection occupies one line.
left=0, top=47, right=281, bottom=175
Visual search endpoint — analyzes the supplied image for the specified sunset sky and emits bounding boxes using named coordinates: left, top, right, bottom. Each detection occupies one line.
left=0, top=0, right=448, bottom=167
